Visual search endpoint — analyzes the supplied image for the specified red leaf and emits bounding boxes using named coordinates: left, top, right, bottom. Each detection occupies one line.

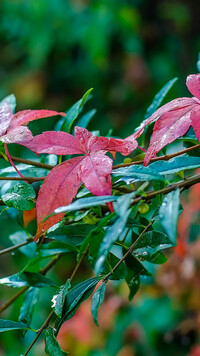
left=35, top=156, right=83, bottom=240
left=144, top=107, right=192, bottom=165
left=1, top=126, right=33, bottom=144
left=106, top=137, right=138, bottom=156
left=30, top=126, right=138, bottom=237
left=80, top=153, right=112, bottom=196
left=186, top=74, right=200, bottom=100
left=191, top=108, right=200, bottom=142
left=134, top=97, right=196, bottom=139
left=21, top=131, right=84, bottom=155
left=8, top=109, right=66, bottom=129
left=0, top=103, right=13, bottom=136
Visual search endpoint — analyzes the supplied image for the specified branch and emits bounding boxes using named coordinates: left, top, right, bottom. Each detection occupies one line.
left=0, top=238, right=34, bottom=257
left=0, top=255, right=60, bottom=314
left=113, top=143, right=200, bottom=169
left=22, top=248, right=89, bottom=356
left=103, top=222, right=152, bottom=282
left=130, top=173, right=200, bottom=206
left=0, top=153, right=53, bottom=170
left=0, top=176, right=45, bottom=182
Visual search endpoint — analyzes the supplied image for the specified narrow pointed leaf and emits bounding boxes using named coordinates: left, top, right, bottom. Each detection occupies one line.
left=76, top=109, right=96, bottom=128
left=159, top=189, right=180, bottom=244
left=91, top=283, right=106, bottom=326
left=113, top=165, right=165, bottom=183
left=0, top=94, right=16, bottom=112
left=149, top=156, right=200, bottom=175
left=55, top=278, right=99, bottom=332
left=52, top=279, right=71, bottom=318
left=45, top=327, right=68, bottom=356
left=54, top=195, right=117, bottom=214
left=0, top=319, right=35, bottom=333
left=61, top=88, right=93, bottom=133
left=19, top=287, right=39, bottom=330
left=95, top=194, right=133, bottom=275
left=0, top=271, right=56, bottom=288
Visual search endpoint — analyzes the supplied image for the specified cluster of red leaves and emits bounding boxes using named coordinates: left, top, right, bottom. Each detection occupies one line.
left=2, top=73, right=200, bottom=240
left=134, top=74, right=200, bottom=165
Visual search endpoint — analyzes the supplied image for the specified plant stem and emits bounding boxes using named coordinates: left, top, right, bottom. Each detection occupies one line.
left=0, top=153, right=53, bottom=170
left=103, top=222, right=152, bottom=282
left=0, top=238, right=34, bottom=256
left=4, top=144, right=24, bottom=178
left=23, top=311, right=54, bottom=356
left=22, top=248, right=88, bottom=356
left=0, top=176, right=45, bottom=181
left=113, top=143, right=200, bottom=169
left=0, top=255, right=60, bottom=314
left=130, top=173, right=200, bottom=206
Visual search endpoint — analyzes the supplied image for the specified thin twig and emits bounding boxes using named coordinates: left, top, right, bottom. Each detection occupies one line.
left=103, top=222, right=152, bottom=282
left=0, top=238, right=34, bottom=257
left=130, top=173, right=200, bottom=207
left=113, top=143, right=200, bottom=169
left=0, top=153, right=53, bottom=170
left=0, top=176, right=45, bottom=181
left=0, top=255, right=60, bottom=314
left=23, top=311, right=54, bottom=356
left=22, top=248, right=88, bottom=356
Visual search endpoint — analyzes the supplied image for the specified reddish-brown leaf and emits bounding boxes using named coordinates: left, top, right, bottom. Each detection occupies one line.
left=35, top=156, right=83, bottom=240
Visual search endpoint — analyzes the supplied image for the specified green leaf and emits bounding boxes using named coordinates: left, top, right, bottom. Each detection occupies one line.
left=125, top=253, right=151, bottom=277
left=39, top=241, right=78, bottom=257
left=144, top=251, right=168, bottom=264
left=125, top=270, right=140, bottom=301
left=48, top=224, right=93, bottom=245
left=2, top=182, right=36, bottom=210
left=55, top=278, right=99, bottom=332
left=113, top=165, right=165, bottom=184
left=149, top=156, right=200, bottom=175
left=0, top=319, right=35, bottom=332
left=76, top=109, right=96, bottom=129
left=52, top=195, right=117, bottom=215
left=59, top=88, right=93, bottom=133
left=95, top=194, right=134, bottom=275
left=0, top=94, right=16, bottom=112
left=78, top=213, right=115, bottom=261
left=145, top=77, right=178, bottom=119
left=52, top=280, right=71, bottom=318
left=197, top=52, right=200, bottom=72
left=159, top=189, right=180, bottom=244
left=133, top=231, right=173, bottom=258
left=0, top=271, right=57, bottom=288
left=104, top=253, right=126, bottom=280
left=9, top=231, right=36, bottom=258
left=18, top=287, right=39, bottom=332
left=91, top=283, right=106, bottom=326
left=45, top=327, right=68, bottom=356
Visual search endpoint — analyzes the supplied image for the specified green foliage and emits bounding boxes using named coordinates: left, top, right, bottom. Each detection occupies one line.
left=2, top=182, right=36, bottom=210
left=91, top=282, right=107, bottom=326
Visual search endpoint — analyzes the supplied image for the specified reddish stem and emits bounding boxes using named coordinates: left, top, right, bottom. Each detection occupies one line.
left=4, top=144, right=24, bottom=178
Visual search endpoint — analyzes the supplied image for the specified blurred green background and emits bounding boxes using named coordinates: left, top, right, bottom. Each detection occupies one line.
left=0, top=0, right=199, bottom=136
left=0, top=1, right=200, bottom=355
